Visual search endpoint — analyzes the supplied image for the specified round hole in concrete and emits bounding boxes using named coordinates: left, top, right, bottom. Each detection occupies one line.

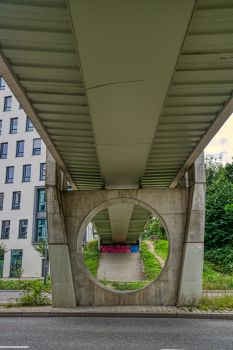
left=77, top=198, right=170, bottom=293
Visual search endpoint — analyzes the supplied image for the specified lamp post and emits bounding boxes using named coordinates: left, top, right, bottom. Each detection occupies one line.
left=44, top=232, right=48, bottom=286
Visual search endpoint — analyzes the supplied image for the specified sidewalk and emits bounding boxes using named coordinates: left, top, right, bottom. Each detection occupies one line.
left=0, top=305, right=232, bottom=319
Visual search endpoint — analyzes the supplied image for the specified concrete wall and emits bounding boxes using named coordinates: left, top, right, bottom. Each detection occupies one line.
left=46, top=152, right=205, bottom=307
left=63, top=189, right=189, bottom=306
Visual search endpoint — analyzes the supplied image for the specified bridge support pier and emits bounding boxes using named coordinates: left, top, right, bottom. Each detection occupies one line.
left=46, top=151, right=205, bottom=307
left=178, top=152, right=206, bottom=303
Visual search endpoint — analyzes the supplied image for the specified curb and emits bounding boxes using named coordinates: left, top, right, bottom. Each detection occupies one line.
left=0, top=312, right=232, bottom=319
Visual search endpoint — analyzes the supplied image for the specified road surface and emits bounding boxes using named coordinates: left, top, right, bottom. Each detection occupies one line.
left=0, top=317, right=232, bottom=349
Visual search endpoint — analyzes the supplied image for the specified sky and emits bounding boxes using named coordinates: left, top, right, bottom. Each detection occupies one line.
left=205, top=114, right=233, bottom=165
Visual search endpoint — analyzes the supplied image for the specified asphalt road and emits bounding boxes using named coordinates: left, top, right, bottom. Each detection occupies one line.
left=0, top=317, right=232, bottom=350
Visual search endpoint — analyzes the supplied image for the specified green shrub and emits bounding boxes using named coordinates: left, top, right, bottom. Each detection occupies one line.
left=204, top=247, right=233, bottom=274
left=85, top=239, right=98, bottom=251
left=15, top=280, right=51, bottom=306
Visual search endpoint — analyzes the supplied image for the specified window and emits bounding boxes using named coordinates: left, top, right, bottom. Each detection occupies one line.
left=33, top=139, right=41, bottom=155
left=10, top=250, right=22, bottom=278
left=40, top=163, right=46, bottom=180
left=0, top=76, right=5, bottom=90
left=1, top=220, right=10, bottom=239
left=67, top=181, right=73, bottom=191
left=0, top=120, right=2, bottom=135
left=12, top=191, right=21, bottom=209
left=22, top=165, right=31, bottom=182
left=6, top=166, right=14, bottom=183
left=19, top=220, right=28, bottom=238
left=0, top=143, right=8, bottom=159
left=10, top=118, right=18, bottom=134
left=0, top=193, right=4, bottom=210
left=4, top=96, right=12, bottom=111
left=19, top=104, right=22, bottom=109
left=16, top=141, right=24, bottom=157
left=26, top=117, right=34, bottom=131
left=37, top=219, right=47, bottom=241
left=38, top=190, right=46, bottom=211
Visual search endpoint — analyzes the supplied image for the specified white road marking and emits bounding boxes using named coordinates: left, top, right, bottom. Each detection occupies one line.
left=0, top=347, right=29, bottom=349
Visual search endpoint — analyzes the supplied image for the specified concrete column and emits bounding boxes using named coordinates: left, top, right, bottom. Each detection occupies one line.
left=97, top=236, right=101, bottom=251
left=46, top=150, right=76, bottom=307
left=138, top=237, right=142, bottom=251
left=178, top=152, right=206, bottom=303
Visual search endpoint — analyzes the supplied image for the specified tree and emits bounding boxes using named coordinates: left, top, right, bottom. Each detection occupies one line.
left=204, top=155, right=233, bottom=272
left=33, top=239, right=49, bottom=260
left=0, top=242, right=8, bottom=256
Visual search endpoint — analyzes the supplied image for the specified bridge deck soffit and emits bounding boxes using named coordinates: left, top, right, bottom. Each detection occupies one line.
left=0, top=0, right=232, bottom=189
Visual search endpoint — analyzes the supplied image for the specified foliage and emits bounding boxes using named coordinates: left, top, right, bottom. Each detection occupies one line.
left=202, top=262, right=233, bottom=290
left=83, top=239, right=100, bottom=278
left=153, top=240, right=168, bottom=261
left=140, top=241, right=162, bottom=280
left=198, top=294, right=233, bottom=311
left=142, top=219, right=167, bottom=240
left=85, top=239, right=98, bottom=252
left=15, top=280, right=51, bottom=306
left=33, top=239, right=49, bottom=260
left=177, top=292, right=233, bottom=311
left=204, top=155, right=233, bottom=273
left=0, top=279, right=51, bottom=291
left=0, top=243, right=8, bottom=256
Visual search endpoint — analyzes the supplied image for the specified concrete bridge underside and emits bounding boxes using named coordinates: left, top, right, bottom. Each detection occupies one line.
left=0, top=0, right=231, bottom=306
left=46, top=150, right=205, bottom=306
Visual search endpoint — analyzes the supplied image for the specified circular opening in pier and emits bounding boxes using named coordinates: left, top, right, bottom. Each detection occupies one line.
left=79, top=199, right=169, bottom=292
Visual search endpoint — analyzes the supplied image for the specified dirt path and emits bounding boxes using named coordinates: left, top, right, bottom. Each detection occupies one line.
left=146, top=241, right=165, bottom=268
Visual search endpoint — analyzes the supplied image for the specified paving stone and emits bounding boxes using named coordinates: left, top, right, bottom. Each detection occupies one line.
left=97, top=252, right=146, bottom=282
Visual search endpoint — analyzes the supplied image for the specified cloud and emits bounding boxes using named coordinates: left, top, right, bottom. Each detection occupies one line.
left=205, top=113, right=233, bottom=164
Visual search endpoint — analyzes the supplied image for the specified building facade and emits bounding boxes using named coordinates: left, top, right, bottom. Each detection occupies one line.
left=0, top=76, right=47, bottom=278
left=0, top=77, right=94, bottom=279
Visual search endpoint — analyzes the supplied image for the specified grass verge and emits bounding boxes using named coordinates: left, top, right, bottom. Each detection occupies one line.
left=99, top=281, right=148, bottom=290
left=202, top=261, right=233, bottom=290
left=0, top=279, right=51, bottom=290
left=199, top=293, right=233, bottom=311
left=83, top=239, right=100, bottom=278
left=141, top=241, right=162, bottom=280
left=153, top=240, right=168, bottom=261
left=83, top=251, right=101, bottom=278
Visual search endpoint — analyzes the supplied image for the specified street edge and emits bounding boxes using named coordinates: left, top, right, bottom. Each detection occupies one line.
left=0, top=312, right=232, bottom=319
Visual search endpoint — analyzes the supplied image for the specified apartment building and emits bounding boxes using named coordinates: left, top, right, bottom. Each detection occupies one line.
left=0, top=76, right=94, bottom=278
left=0, top=75, right=47, bottom=278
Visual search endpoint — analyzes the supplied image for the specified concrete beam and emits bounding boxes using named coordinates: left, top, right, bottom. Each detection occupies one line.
left=169, top=94, right=233, bottom=187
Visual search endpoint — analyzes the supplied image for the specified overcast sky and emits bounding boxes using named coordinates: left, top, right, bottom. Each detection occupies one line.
left=205, top=114, right=233, bottom=165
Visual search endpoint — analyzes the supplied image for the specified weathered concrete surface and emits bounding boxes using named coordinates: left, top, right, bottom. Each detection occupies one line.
left=46, top=151, right=205, bottom=307
left=97, top=253, right=146, bottom=282
left=46, top=150, right=76, bottom=307
left=178, top=152, right=205, bottom=302
left=62, top=188, right=189, bottom=306
left=49, top=245, right=76, bottom=307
